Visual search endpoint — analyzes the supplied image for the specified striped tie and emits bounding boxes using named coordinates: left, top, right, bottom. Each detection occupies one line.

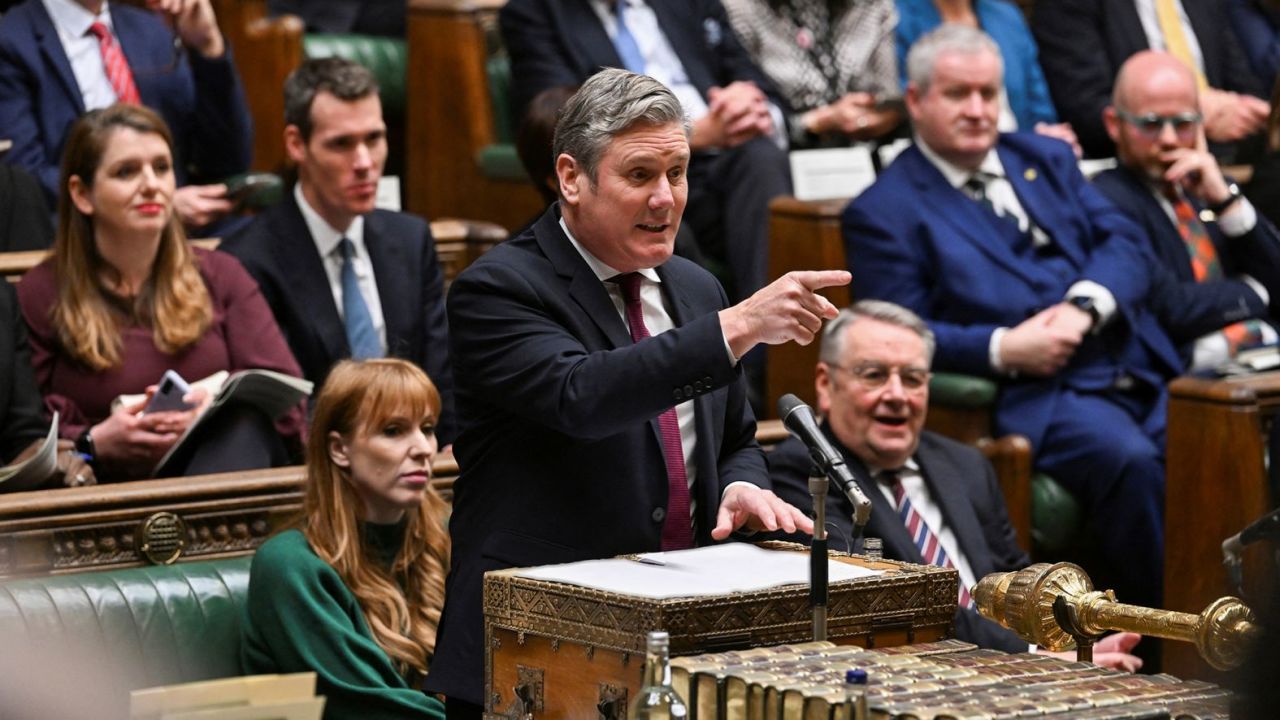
left=616, top=272, right=693, bottom=550
left=881, top=470, right=973, bottom=608
left=87, top=22, right=140, bottom=105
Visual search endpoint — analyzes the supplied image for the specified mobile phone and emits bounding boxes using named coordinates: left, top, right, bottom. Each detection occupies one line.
left=225, top=172, right=281, bottom=210
left=143, top=370, right=195, bottom=414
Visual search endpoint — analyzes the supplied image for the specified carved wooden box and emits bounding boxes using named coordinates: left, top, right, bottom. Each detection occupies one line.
left=482, top=543, right=958, bottom=719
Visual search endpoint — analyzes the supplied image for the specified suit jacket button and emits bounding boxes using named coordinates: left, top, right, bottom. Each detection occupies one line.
left=672, top=389, right=683, bottom=401
left=693, top=381, right=704, bottom=393
left=651, top=507, right=666, bottom=523
left=683, top=384, right=694, bottom=397
left=703, top=376, right=712, bottom=386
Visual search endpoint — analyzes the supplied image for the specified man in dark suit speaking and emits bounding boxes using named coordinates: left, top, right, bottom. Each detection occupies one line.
left=220, top=57, right=455, bottom=442
left=427, top=68, right=847, bottom=716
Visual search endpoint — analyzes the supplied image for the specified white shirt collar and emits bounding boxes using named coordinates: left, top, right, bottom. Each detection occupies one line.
left=867, top=455, right=921, bottom=480
left=558, top=214, right=661, bottom=285
left=294, top=183, right=364, bottom=260
left=915, top=136, right=1007, bottom=190
left=43, top=0, right=110, bottom=40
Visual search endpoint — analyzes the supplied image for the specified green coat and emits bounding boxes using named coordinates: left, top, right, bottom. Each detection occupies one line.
left=241, top=528, right=445, bottom=720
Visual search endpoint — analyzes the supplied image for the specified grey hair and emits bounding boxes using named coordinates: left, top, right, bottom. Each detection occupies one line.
left=906, top=23, right=1003, bottom=95
left=819, top=300, right=937, bottom=367
left=284, top=57, right=380, bottom=140
left=552, top=68, right=690, bottom=188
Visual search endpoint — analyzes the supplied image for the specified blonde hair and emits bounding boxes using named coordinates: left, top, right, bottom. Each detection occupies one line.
left=51, top=104, right=210, bottom=371
left=304, top=359, right=450, bottom=678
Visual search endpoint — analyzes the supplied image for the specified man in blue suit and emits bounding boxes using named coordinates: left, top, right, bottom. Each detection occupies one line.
left=1095, top=50, right=1280, bottom=372
left=842, top=25, right=1181, bottom=614
left=427, top=69, right=844, bottom=717
left=0, top=0, right=252, bottom=230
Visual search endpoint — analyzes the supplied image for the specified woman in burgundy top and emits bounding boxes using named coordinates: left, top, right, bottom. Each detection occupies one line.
left=17, top=104, right=305, bottom=482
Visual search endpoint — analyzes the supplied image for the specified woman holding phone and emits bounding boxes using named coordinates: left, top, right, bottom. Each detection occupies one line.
left=17, top=104, right=304, bottom=483
left=242, top=359, right=448, bottom=719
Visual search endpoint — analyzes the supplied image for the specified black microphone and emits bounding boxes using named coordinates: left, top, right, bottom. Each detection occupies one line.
left=777, top=394, right=873, bottom=529
left=1223, top=507, right=1280, bottom=559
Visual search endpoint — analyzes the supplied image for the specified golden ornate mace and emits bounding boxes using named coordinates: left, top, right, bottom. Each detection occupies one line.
left=974, top=562, right=1260, bottom=670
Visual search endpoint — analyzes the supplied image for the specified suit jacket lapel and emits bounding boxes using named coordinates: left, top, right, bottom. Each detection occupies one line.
left=273, top=195, right=349, bottom=360
left=567, top=0, right=625, bottom=71
left=364, top=214, right=411, bottom=352
left=535, top=207, right=632, bottom=349
left=648, top=0, right=715, bottom=94
left=30, top=3, right=84, bottom=114
left=915, top=438, right=992, bottom=578
left=828, top=427, right=923, bottom=563
left=999, top=144, right=1087, bottom=268
left=901, top=148, right=1040, bottom=287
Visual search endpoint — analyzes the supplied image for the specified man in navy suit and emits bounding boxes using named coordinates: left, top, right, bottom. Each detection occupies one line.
left=843, top=25, right=1181, bottom=615
left=1031, top=0, right=1268, bottom=160
left=0, top=0, right=252, bottom=230
left=1095, top=50, right=1280, bottom=372
left=499, top=0, right=791, bottom=305
left=427, top=69, right=846, bottom=717
left=219, top=57, right=456, bottom=442
left=767, top=300, right=1142, bottom=668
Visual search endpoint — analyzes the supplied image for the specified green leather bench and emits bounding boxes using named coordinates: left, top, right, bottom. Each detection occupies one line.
left=0, top=556, right=251, bottom=717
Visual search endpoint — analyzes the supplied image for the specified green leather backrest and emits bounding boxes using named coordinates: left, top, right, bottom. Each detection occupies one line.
left=0, top=556, right=252, bottom=694
left=486, top=54, right=514, bottom=146
left=928, top=372, right=999, bottom=408
left=304, top=34, right=408, bottom=119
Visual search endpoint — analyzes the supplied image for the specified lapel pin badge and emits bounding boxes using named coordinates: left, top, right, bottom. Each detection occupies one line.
left=1023, top=168, right=1038, bottom=182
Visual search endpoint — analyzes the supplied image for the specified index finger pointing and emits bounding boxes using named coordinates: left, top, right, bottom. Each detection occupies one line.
left=791, top=270, right=852, bottom=291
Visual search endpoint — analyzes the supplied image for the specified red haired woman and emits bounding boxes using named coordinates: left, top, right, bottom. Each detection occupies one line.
left=242, top=359, right=448, bottom=719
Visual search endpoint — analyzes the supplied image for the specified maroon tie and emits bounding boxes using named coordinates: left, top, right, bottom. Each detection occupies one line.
left=616, top=273, right=693, bottom=550
left=88, top=22, right=141, bottom=105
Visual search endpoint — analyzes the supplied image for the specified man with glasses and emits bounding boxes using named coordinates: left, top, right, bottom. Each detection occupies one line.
left=1096, top=50, right=1280, bottom=372
left=843, top=24, right=1181, bottom=616
left=768, top=301, right=1144, bottom=668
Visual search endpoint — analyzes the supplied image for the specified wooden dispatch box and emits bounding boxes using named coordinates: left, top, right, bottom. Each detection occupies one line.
left=482, top=542, right=958, bottom=718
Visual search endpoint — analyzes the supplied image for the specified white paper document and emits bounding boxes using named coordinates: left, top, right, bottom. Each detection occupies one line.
left=512, top=543, right=881, bottom=600
left=789, top=146, right=877, bottom=201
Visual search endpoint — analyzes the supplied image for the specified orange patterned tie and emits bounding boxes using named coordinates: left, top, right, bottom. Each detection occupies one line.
left=1168, top=191, right=1263, bottom=354
left=87, top=22, right=140, bottom=105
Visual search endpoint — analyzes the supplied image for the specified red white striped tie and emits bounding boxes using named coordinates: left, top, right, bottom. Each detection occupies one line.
left=881, top=470, right=973, bottom=608
left=87, top=22, right=140, bottom=105
left=617, top=273, right=693, bottom=551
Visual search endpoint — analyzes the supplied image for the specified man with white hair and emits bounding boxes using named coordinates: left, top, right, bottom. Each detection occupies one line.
left=842, top=24, right=1180, bottom=616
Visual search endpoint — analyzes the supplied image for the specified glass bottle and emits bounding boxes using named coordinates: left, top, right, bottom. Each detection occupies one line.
left=630, top=631, right=689, bottom=719
left=862, top=537, right=883, bottom=561
left=843, top=668, right=869, bottom=720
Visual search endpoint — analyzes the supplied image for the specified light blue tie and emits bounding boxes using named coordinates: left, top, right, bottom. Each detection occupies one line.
left=339, top=238, right=381, bottom=359
left=613, top=0, right=646, bottom=74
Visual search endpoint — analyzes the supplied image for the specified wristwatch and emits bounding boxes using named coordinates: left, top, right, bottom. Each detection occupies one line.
left=1207, top=182, right=1243, bottom=216
left=75, top=427, right=96, bottom=464
left=1067, top=295, right=1101, bottom=331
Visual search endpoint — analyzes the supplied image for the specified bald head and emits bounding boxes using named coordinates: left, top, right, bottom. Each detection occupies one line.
left=1112, top=51, right=1198, bottom=111
left=1106, top=51, right=1203, bottom=181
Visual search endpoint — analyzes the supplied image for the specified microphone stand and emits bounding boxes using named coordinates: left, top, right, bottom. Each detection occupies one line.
left=808, top=466, right=828, bottom=641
